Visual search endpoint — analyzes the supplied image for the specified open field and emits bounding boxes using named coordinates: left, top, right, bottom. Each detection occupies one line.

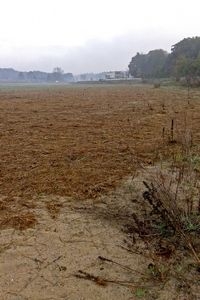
left=0, top=84, right=200, bottom=299
left=1, top=84, right=200, bottom=203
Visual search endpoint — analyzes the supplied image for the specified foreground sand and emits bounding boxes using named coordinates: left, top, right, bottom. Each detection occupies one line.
left=0, top=176, right=146, bottom=300
left=1, top=169, right=199, bottom=300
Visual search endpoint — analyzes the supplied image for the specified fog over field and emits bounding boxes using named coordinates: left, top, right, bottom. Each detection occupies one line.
left=0, top=0, right=199, bottom=73
left=0, top=33, right=178, bottom=74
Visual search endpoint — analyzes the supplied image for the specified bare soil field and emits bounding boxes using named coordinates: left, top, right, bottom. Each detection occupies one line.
left=0, top=84, right=200, bottom=299
left=1, top=85, right=200, bottom=202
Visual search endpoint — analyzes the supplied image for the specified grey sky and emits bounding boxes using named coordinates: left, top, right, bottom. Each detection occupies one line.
left=0, top=0, right=199, bottom=74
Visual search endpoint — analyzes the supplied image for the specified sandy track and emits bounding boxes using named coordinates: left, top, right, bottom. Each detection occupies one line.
left=0, top=178, right=148, bottom=300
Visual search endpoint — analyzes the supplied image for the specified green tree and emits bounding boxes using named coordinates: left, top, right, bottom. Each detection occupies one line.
left=167, top=37, right=200, bottom=79
left=128, top=49, right=168, bottom=78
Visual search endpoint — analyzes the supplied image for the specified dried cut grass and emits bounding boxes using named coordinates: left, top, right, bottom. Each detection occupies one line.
left=46, top=200, right=63, bottom=219
left=0, top=85, right=200, bottom=203
left=0, top=212, right=37, bottom=230
left=0, top=199, right=8, bottom=211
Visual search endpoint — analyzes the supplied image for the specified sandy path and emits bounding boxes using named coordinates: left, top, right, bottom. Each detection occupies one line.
left=1, top=168, right=200, bottom=300
left=0, top=182, right=147, bottom=300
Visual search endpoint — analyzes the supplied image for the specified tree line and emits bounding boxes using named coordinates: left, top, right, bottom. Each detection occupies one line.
left=0, top=67, right=74, bottom=83
left=128, top=37, right=200, bottom=84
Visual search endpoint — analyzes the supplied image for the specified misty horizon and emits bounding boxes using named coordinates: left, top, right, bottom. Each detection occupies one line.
left=0, top=0, right=199, bottom=74
left=0, top=33, right=192, bottom=75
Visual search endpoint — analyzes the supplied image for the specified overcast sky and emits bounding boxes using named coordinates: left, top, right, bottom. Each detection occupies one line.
left=0, top=0, right=199, bottom=74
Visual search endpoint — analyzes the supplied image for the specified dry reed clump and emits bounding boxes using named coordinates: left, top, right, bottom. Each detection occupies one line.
left=120, top=130, right=200, bottom=298
left=127, top=127, right=200, bottom=267
left=141, top=175, right=200, bottom=259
